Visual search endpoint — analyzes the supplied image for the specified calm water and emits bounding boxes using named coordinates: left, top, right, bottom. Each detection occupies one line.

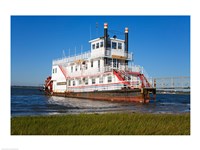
left=11, top=87, right=190, bottom=117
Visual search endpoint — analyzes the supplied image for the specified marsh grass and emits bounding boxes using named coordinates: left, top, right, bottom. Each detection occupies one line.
left=11, top=113, right=190, bottom=135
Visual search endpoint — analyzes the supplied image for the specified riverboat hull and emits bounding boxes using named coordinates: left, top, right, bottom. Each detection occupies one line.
left=48, top=88, right=156, bottom=103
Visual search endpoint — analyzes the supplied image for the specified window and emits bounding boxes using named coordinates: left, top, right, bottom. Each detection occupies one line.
left=68, top=80, right=71, bottom=86
left=92, top=78, right=96, bottom=84
left=53, top=68, right=57, bottom=74
left=100, top=41, right=103, bottom=47
left=98, top=60, right=100, bottom=72
left=85, top=64, right=88, bottom=70
left=98, top=60, right=100, bottom=68
left=91, top=61, right=93, bottom=67
left=85, top=78, right=88, bottom=85
left=105, top=58, right=112, bottom=65
left=75, top=66, right=78, bottom=71
left=92, top=44, right=95, bottom=49
left=112, top=42, right=117, bottom=49
left=96, top=43, right=99, bottom=49
left=99, top=77, right=103, bottom=83
left=78, top=79, right=81, bottom=85
left=71, top=66, right=73, bottom=72
left=108, top=76, right=112, bottom=83
left=118, top=43, right=122, bottom=49
left=73, top=80, right=75, bottom=86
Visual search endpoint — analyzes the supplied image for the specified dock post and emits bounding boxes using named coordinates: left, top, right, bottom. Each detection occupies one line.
left=153, top=89, right=156, bottom=101
left=154, top=79, right=156, bottom=88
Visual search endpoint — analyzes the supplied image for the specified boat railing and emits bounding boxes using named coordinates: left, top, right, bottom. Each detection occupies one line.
left=127, top=52, right=133, bottom=60
left=53, top=51, right=91, bottom=65
left=67, top=83, right=124, bottom=92
left=67, top=66, right=113, bottom=78
left=128, top=65, right=143, bottom=73
left=66, top=81, right=143, bottom=92
left=111, top=64, right=143, bottom=73
left=53, top=50, right=133, bottom=66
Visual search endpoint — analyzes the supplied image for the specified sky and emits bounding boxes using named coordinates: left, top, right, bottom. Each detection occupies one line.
left=11, top=16, right=190, bottom=86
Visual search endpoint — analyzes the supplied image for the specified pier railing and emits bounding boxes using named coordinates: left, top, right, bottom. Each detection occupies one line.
left=148, top=76, right=190, bottom=92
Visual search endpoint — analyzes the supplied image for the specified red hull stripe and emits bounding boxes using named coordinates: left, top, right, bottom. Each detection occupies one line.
left=58, top=65, right=68, bottom=79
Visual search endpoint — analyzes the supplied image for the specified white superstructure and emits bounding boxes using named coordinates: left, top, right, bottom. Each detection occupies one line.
left=51, top=23, right=146, bottom=93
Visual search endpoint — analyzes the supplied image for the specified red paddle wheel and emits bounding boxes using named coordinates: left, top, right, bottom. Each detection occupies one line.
left=44, top=76, right=53, bottom=95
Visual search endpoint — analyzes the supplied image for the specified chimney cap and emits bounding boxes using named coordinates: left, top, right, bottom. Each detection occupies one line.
left=125, top=27, right=128, bottom=33
left=104, top=23, right=108, bottom=29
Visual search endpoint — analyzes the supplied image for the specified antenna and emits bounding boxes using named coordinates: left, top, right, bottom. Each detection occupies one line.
left=75, top=46, right=76, bottom=55
left=75, top=46, right=77, bottom=60
left=89, top=24, right=92, bottom=40
left=81, top=45, right=83, bottom=54
left=62, top=49, right=66, bottom=58
left=96, top=22, right=98, bottom=37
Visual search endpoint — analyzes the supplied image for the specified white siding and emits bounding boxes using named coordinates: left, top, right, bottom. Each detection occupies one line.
left=52, top=65, right=66, bottom=92
left=51, top=65, right=66, bottom=81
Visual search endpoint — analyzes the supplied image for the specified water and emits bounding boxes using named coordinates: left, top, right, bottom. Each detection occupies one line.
left=11, top=87, right=190, bottom=117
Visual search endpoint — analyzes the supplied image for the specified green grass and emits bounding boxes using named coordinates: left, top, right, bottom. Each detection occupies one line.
left=11, top=113, right=190, bottom=135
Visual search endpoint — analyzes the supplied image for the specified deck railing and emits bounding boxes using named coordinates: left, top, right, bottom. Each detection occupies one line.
left=53, top=50, right=133, bottom=66
left=53, top=51, right=91, bottom=65
left=150, top=76, right=190, bottom=89
left=67, top=84, right=125, bottom=92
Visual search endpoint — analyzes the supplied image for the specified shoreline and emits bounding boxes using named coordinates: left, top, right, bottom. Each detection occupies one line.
left=11, top=112, right=190, bottom=135
left=11, top=109, right=190, bottom=118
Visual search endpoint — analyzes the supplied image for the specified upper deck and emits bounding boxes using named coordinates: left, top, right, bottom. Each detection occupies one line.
left=53, top=22, right=133, bottom=66
left=53, top=23, right=133, bottom=65
left=52, top=50, right=133, bottom=66
left=52, top=51, right=91, bottom=66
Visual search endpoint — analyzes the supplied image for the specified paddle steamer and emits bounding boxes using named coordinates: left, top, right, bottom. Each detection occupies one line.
left=44, top=23, right=156, bottom=103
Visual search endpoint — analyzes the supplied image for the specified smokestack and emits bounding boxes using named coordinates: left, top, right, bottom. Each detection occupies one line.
left=125, top=27, right=128, bottom=52
left=125, top=27, right=129, bottom=66
left=104, top=23, right=108, bottom=49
